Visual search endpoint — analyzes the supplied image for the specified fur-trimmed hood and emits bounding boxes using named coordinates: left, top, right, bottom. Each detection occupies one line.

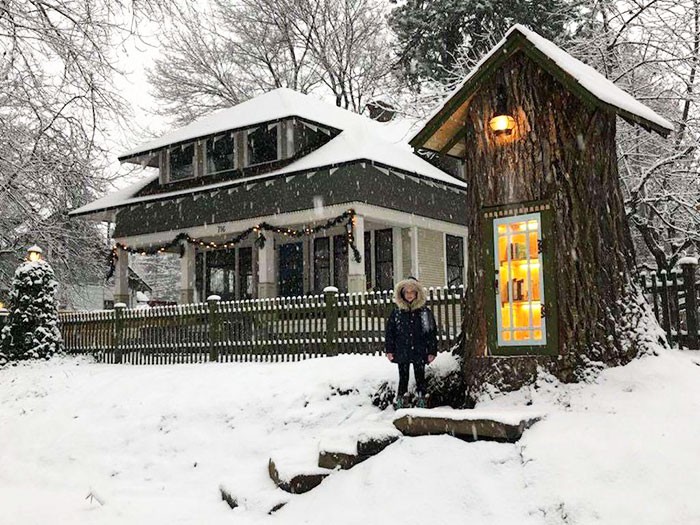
left=393, top=277, right=427, bottom=311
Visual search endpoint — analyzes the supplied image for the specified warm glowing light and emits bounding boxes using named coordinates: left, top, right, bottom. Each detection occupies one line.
left=27, top=245, right=43, bottom=262
left=518, top=302, right=542, bottom=310
left=0, top=302, right=5, bottom=309
left=517, top=260, right=540, bottom=269
left=489, top=115, right=516, bottom=135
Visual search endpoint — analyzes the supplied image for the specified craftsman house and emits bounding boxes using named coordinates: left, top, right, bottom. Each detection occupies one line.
left=70, top=89, right=469, bottom=304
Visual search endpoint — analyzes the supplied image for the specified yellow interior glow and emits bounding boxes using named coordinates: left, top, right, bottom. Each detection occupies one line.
left=497, top=217, right=544, bottom=343
left=489, top=115, right=516, bottom=134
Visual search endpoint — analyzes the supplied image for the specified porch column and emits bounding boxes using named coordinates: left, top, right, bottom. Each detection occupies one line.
left=179, top=242, right=196, bottom=304
left=409, top=226, right=420, bottom=279
left=392, top=226, right=403, bottom=281
left=348, top=214, right=366, bottom=293
left=258, top=237, right=276, bottom=298
left=114, top=246, right=129, bottom=305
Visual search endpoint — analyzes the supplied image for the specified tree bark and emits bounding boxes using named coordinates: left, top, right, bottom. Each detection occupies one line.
left=459, top=53, right=662, bottom=389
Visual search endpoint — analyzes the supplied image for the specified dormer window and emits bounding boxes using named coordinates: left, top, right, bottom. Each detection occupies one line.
left=169, top=143, right=195, bottom=182
left=247, top=123, right=278, bottom=165
left=295, top=120, right=332, bottom=153
left=206, top=134, right=235, bottom=175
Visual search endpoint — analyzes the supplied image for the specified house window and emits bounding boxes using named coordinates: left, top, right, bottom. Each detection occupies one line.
left=333, top=234, right=348, bottom=292
left=238, top=247, right=254, bottom=299
left=375, top=228, right=393, bottom=291
left=295, top=120, right=332, bottom=153
left=169, top=143, right=195, bottom=181
left=206, top=250, right=236, bottom=301
left=364, top=231, right=372, bottom=290
left=314, top=238, right=331, bottom=293
left=206, top=134, right=235, bottom=174
left=446, top=235, right=464, bottom=287
left=247, top=123, right=278, bottom=165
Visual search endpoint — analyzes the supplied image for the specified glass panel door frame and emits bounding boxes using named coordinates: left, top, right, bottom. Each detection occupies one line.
left=482, top=200, right=558, bottom=356
left=493, top=212, right=546, bottom=347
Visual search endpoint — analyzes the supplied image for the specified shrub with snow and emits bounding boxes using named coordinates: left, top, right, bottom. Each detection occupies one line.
left=0, top=260, right=63, bottom=361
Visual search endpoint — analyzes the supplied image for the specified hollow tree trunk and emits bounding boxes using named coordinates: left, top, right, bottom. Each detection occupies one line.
left=459, top=53, right=661, bottom=389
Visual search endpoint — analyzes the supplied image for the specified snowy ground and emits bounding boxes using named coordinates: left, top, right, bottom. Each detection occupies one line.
left=0, top=349, right=698, bottom=525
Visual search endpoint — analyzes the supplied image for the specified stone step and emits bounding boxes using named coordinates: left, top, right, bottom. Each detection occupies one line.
left=218, top=481, right=290, bottom=514
left=393, top=408, right=542, bottom=442
left=317, top=423, right=402, bottom=470
left=268, top=455, right=333, bottom=494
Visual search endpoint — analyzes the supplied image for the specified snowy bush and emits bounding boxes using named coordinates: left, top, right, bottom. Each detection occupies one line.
left=0, top=260, right=63, bottom=361
left=425, top=352, right=465, bottom=407
left=371, top=352, right=466, bottom=409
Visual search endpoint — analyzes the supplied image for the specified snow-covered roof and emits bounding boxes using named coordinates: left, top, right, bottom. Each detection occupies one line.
left=121, top=88, right=423, bottom=160
left=411, top=25, right=673, bottom=150
left=71, top=92, right=466, bottom=219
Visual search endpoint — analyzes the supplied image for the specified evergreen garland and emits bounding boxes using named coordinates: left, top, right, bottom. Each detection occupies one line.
left=107, top=209, right=362, bottom=279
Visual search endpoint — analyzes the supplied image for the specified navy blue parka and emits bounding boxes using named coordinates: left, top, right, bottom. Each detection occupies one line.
left=385, top=278, right=438, bottom=364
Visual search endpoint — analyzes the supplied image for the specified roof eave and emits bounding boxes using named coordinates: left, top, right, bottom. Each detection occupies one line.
left=410, top=30, right=673, bottom=150
left=68, top=208, right=117, bottom=222
left=67, top=159, right=467, bottom=219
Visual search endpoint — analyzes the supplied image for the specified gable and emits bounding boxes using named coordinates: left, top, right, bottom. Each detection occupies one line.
left=411, top=25, right=673, bottom=154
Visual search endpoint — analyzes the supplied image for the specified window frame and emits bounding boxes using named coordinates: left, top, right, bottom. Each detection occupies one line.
left=445, top=234, right=465, bottom=288
left=374, top=228, right=394, bottom=292
left=482, top=201, right=558, bottom=357
left=204, top=133, right=236, bottom=175
left=167, top=142, right=196, bottom=183
left=313, top=237, right=331, bottom=293
left=246, top=122, right=280, bottom=167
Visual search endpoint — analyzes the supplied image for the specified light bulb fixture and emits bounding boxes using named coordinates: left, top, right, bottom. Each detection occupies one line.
left=490, top=83, right=515, bottom=136
left=27, top=245, right=43, bottom=262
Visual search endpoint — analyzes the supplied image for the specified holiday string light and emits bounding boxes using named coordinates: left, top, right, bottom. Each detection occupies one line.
left=106, top=209, right=362, bottom=279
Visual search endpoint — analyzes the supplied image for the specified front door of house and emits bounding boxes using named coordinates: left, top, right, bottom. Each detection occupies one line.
left=278, top=242, right=304, bottom=297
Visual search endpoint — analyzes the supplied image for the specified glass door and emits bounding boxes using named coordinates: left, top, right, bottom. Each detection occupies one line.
left=493, top=213, right=546, bottom=346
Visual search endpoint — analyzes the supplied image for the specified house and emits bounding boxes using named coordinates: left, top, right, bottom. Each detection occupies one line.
left=58, top=266, right=153, bottom=311
left=70, top=89, right=469, bottom=304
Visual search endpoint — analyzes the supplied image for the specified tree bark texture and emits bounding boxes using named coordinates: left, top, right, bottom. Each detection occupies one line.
left=459, top=52, right=663, bottom=389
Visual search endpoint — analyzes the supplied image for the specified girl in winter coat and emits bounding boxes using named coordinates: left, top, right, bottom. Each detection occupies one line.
left=385, top=276, right=438, bottom=408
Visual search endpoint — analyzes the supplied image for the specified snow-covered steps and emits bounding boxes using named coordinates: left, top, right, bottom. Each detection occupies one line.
left=317, top=423, right=402, bottom=470
left=393, top=408, right=543, bottom=442
left=268, top=455, right=333, bottom=494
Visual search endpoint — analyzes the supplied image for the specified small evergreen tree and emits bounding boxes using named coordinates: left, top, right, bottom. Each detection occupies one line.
left=0, top=259, right=63, bottom=361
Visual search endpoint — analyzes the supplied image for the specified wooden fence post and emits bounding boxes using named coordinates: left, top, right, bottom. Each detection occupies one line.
left=680, top=257, right=699, bottom=349
left=114, top=303, right=126, bottom=364
left=324, top=287, right=338, bottom=356
left=208, top=295, right=221, bottom=362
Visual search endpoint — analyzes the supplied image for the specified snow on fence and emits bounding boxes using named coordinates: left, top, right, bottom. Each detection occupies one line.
left=639, top=259, right=700, bottom=349
left=57, top=286, right=465, bottom=364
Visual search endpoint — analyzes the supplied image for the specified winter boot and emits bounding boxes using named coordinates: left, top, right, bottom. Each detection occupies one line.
left=416, top=394, right=427, bottom=409
left=394, top=396, right=404, bottom=410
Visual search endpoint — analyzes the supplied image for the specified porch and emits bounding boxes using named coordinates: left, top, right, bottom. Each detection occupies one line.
left=111, top=203, right=468, bottom=304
